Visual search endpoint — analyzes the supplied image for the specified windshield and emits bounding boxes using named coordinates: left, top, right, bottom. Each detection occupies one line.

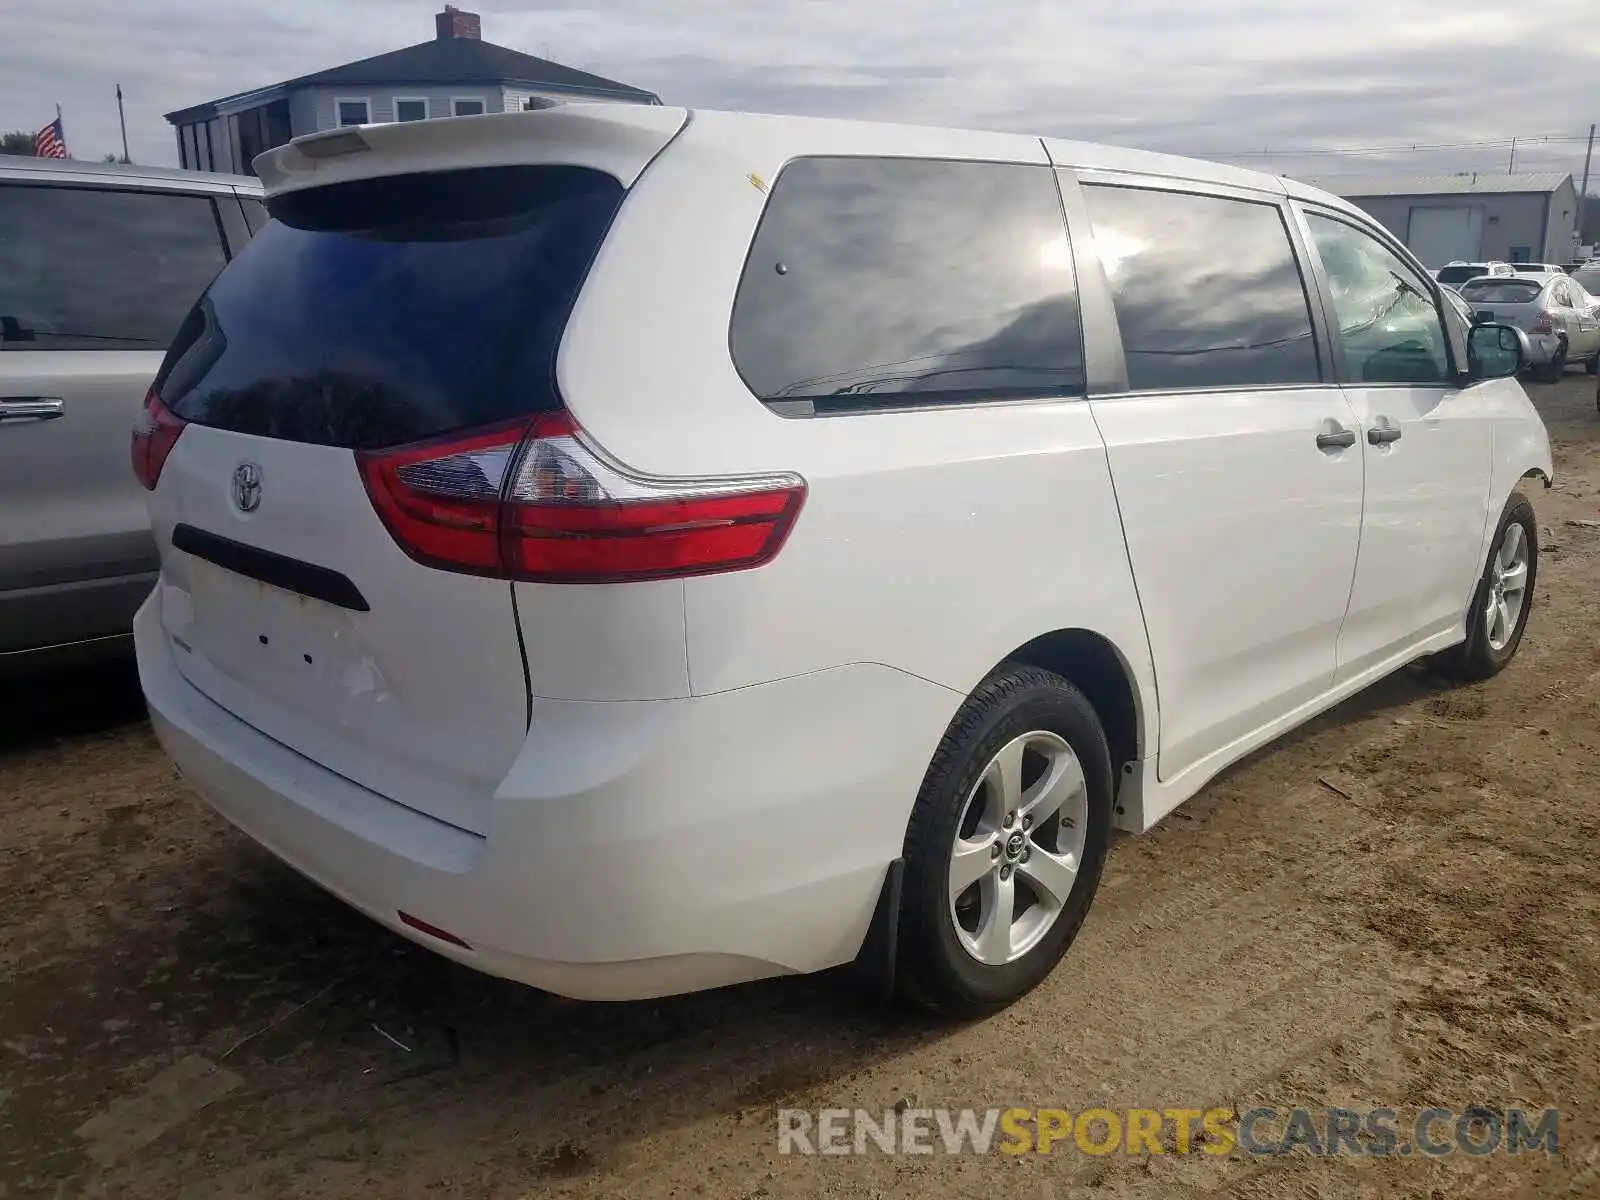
left=1458, top=280, right=1543, bottom=304
left=157, top=165, right=624, bottom=451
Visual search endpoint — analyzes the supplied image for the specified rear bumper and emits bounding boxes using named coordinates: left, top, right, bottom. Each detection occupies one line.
left=1523, top=333, right=1563, bottom=365
left=135, top=593, right=958, bottom=1000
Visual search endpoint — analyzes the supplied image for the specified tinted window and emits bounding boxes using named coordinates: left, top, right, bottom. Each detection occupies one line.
left=0, top=184, right=226, bottom=351
left=730, top=157, right=1084, bottom=411
left=1305, top=213, right=1451, bottom=385
left=1459, top=280, right=1542, bottom=304
left=158, top=165, right=623, bottom=450
left=1081, top=185, right=1319, bottom=391
left=239, top=196, right=268, bottom=235
left=396, top=99, right=428, bottom=122
left=1435, top=265, right=1485, bottom=286
left=337, top=100, right=369, bottom=127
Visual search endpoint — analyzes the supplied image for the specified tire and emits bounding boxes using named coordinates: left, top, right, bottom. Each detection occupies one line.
left=1439, top=492, right=1538, bottom=682
left=1587, top=353, right=1599, bottom=376
left=1538, top=342, right=1566, bottom=383
left=897, top=665, right=1112, bottom=1017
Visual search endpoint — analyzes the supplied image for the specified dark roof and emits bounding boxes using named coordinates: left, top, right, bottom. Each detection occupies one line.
left=166, top=37, right=659, bottom=123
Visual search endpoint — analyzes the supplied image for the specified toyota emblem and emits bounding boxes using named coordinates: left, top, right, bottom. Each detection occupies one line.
left=232, top=462, right=263, bottom=513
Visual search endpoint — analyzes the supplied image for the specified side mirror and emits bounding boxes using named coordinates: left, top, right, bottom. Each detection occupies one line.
left=1467, top=322, right=1529, bottom=381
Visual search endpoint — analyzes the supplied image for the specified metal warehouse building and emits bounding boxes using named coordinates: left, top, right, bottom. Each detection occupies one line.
left=1299, top=172, right=1579, bottom=269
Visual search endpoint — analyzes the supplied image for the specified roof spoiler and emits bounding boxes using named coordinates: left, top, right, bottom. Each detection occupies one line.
left=254, top=103, right=689, bottom=196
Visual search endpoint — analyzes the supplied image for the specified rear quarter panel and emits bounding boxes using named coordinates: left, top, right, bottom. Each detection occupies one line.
left=556, top=111, right=1157, bottom=745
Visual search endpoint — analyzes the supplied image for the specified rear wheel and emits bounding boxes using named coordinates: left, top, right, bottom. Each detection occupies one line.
left=1538, top=340, right=1567, bottom=383
left=897, top=666, right=1112, bottom=1017
left=1439, top=493, right=1537, bottom=682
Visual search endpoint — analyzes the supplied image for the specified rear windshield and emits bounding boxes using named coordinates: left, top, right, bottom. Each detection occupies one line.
left=1434, top=265, right=1487, bottom=285
left=157, top=165, right=623, bottom=450
left=1458, top=280, right=1543, bottom=304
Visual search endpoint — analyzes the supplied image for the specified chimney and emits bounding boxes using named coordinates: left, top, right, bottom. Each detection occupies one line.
left=435, top=5, right=481, bottom=39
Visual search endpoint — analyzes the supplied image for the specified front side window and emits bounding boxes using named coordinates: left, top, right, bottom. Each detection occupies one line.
left=336, top=99, right=370, bottom=127
left=394, top=98, right=428, bottom=122
left=1081, top=184, right=1319, bottom=391
left=452, top=98, right=486, bottom=117
left=0, top=184, right=226, bottom=351
left=730, top=157, right=1084, bottom=411
left=1305, top=212, right=1452, bottom=385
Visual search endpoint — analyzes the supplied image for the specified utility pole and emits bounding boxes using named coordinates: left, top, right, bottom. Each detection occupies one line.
left=1508, top=136, right=1516, bottom=173
left=1578, top=123, right=1596, bottom=254
left=116, top=84, right=130, bottom=164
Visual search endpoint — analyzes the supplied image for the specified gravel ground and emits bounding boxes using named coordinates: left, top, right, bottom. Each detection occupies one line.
left=2, top=375, right=1599, bottom=1199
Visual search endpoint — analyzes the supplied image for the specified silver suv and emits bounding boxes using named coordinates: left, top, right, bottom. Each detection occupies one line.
left=0, top=156, right=263, bottom=677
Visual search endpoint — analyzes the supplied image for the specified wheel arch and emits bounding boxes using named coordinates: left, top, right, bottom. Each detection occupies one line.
left=990, top=627, right=1152, bottom=793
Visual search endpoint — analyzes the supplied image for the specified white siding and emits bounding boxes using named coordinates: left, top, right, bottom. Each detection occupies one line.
left=289, top=88, right=319, bottom=137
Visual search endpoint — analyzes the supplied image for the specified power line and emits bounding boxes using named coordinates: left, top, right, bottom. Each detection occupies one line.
left=1195, top=132, right=1591, bottom=160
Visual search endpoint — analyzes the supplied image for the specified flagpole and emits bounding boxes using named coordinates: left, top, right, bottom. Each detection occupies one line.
left=116, top=85, right=130, bottom=163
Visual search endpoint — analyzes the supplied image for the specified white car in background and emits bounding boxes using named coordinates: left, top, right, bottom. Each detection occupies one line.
left=1434, top=260, right=1514, bottom=286
left=1456, top=273, right=1600, bottom=380
left=134, top=104, right=1553, bottom=1015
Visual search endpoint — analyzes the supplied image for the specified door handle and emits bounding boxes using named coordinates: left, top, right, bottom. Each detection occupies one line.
left=1315, top=426, right=1357, bottom=450
left=1367, top=420, right=1402, bottom=446
left=0, top=396, right=65, bottom=422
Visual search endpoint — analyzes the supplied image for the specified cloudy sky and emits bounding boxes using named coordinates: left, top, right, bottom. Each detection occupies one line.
left=2, top=0, right=1597, bottom=185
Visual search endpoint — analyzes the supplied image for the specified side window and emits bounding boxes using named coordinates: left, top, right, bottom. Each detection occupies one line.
left=730, top=157, right=1084, bottom=410
left=1080, top=184, right=1320, bottom=391
left=1304, top=212, right=1452, bottom=385
left=0, top=184, right=227, bottom=351
left=1551, top=281, right=1573, bottom=308
left=240, top=196, right=268, bottom=235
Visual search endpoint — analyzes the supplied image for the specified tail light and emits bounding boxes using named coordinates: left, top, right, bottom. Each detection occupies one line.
left=131, top=388, right=186, bottom=490
left=1530, top=311, right=1555, bottom=335
left=358, top=412, right=806, bottom=584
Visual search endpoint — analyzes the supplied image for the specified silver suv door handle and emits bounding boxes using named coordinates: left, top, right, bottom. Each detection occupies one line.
left=1315, top=426, right=1357, bottom=450
left=1367, top=418, right=1402, bottom=446
left=0, top=396, right=65, bottom=422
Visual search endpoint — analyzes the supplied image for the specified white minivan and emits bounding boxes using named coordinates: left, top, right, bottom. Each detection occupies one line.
left=134, top=104, right=1552, bottom=1016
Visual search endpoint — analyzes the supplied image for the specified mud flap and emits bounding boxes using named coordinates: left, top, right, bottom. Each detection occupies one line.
left=850, top=858, right=903, bottom=1002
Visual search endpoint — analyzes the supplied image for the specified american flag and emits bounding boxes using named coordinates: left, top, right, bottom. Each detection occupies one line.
left=34, top=116, right=66, bottom=159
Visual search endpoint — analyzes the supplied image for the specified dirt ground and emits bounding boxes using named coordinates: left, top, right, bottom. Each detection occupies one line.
left=3, top=378, right=1600, bottom=1200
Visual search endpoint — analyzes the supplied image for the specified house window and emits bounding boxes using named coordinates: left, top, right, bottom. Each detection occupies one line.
left=395, top=98, right=428, bottom=122
left=452, top=97, right=486, bottom=117
left=336, top=98, right=371, bottom=127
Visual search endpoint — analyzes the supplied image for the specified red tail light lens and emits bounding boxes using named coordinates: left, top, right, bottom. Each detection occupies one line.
left=1530, top=311, right=1555, bottom=335
left=357, top=412, right=805, bottom=584
left=131, top=388, right=186, bottom=490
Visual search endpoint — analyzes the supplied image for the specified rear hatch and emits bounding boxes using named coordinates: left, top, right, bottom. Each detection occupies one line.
left=1456, top=279, right=1545, bottom=330
left=142, top=116, right=682, bottom=834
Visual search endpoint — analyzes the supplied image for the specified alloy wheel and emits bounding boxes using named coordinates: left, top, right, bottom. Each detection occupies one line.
left=947, top=731, right=1090, bottom=966
left=1485, top=520, right=1530, bottom=653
